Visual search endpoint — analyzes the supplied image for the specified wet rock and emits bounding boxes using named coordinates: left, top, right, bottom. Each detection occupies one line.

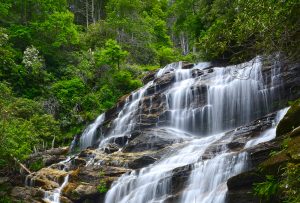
left=103, top=143, right=120, bottom=154
left=113, top=135, right=129, bottom=146
left=73, top=158, right=87, bottom=167
left=276, top=99, right=300, bottom=137
left=27, top=147, right=69, bottom=168
left=227, top=171, right=263, bottom=190
left=11, top=186, right=45, bottom=203
left=246, top=140, right=282, bottom=168
left=27, top=168, right=68, bottom=190
left=147, top=72, right=175, bottom=95
left=207, top=68, right=214, bottom=73
left=128, top=155, right=157, bottom=169
left=182, top=62, right=194, bottom=69
left=143, top=70, right=158, bottom=84
left=29, top=147, right=69, bottom=158
left=63, top=183, right=99, bottom=201
left=226, top=189, right=260, bottom=203
left=227, top=141, right=245, bottom=151
left=226, top=170, right=269, bottom=203
left=170, top=164, right=193, bottom=194
left=122, top=128, right=188, bottom=152
left=192, top=69, right=204, bottom=77
left=43, top=155, right=67, bottom=167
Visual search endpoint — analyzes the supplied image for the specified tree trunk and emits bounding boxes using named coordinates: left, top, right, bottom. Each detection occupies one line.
left=92, top=0, right=95, bottom=23
left=86, top=0, right=89, bottom=29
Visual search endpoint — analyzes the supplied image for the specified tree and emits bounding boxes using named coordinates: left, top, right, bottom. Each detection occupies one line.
left=96, top=39, right=128, bottom=69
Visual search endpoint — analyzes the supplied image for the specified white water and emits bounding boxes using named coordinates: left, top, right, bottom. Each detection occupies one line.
left=245, top=107, right=289, bottom=148
left=46, top=57, right=286, bottom=202
left=98, top=81, right=153, bottom=147
left=181, top=108, right=289, bottom=203
left=44, top=175, right=69, bottom=203
left=43, top=157, right=71, bottom=203
left=80, top=114, right=105, bottom=150
left=104, top=57, right=288, bottom=203
left=105, top=132, right=226, bottom=203
left=165, top=57, right=269, bottom=134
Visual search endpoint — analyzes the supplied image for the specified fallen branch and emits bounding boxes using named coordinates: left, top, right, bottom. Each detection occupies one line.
left=12, top=156, right=32, bottom=174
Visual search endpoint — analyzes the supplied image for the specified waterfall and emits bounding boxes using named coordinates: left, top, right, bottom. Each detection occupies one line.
left=103, top=57, right=288, bottom=203
left=41, top=56, right=288, bottom=203
left=180, top=108, right=288, bottom=203
left=79, top=114, right=105, bottom=150
left=43, top=157, right=71, bottom=203
left=104, top=108, right=288, bottom=203
left=164, top=57, right=268, bottom=134
left=98, top=81, right=153, bottom=147
left=44, top=174, right=70, bottom=203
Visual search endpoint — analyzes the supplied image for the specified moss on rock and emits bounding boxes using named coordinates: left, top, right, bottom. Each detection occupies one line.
left=276, top=99, right=300, bottom=137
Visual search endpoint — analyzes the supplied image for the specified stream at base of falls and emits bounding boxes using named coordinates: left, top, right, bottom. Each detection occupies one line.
left=37, top=56, right=290, bottom=203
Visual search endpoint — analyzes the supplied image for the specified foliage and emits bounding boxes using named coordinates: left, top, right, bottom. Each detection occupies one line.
left=97, top=170, right=108, bottom=194
left=0, top=195, right=12, bottom=203
left=280, top=163, right=300, bottom=203
left=96, top=39, right=128, bottom=69
left=253, top=98, right=300, bottom=202
left=254, top=175, right=279, bottom=201
left=170, top=0, right=299, bottom=62
left=0, top=82, right=61, bottom=171
left=51, top=77, right=86, bottom=109
left=29, top=158, right=44, bottom=171
left=157, top=46, right=177, bottom=66
left=97, top=179, right=108, bottom=194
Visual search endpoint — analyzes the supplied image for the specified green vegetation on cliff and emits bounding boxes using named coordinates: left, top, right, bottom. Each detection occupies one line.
left=254, top=99, right=300, bottom=203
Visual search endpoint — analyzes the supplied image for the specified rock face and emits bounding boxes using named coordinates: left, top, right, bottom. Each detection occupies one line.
left=227, top=99, right=300, bottom=203
left=9, top=58, right=300, bottom=203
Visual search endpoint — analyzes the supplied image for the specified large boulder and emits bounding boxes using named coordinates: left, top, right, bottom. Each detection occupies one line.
left=122, top=128, right=190, bottom=152
left=10, top=186, right=45, bottom=203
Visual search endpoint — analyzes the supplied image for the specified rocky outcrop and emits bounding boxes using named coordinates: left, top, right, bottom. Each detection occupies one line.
left=276, top=99, right=300, bottom=137
left=142, top=70, right=157, bottom=84
left=122, top=128, right=189, bottom=152
left=11, top=186, right=45, bottom=203
left=128, top=155, right=157, bottom=169
left=27, top=147, right=69, bottom=169
left=227, top=99, right=300, bottom=203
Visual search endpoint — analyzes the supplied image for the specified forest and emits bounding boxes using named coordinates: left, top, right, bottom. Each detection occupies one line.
left=0, top=0, right=299, bottom=202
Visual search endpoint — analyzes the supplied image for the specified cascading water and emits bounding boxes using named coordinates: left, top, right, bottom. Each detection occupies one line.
left=44, top=174, right=69, bottom=203
left=98, top=81, right=153, bottom=147
left=80, top=114, right=105, bottom=150
left=165, top=57, right=269, bottom=134
left=41, top=56, right=288, bottom=203
left=43, top=157, right=71, bottom=203
left=180, top=108, right=288, bottom=203
left=103, top=57, right=288, bottom=203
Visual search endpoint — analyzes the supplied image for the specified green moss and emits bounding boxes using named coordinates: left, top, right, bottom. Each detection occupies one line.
left=260, top=151, right=289, bottom=175
left=276, top=99, right=300, bottom=137
left=287, top=136, right=300, bottom=161
left=254, top=115, right=300, bottom=202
